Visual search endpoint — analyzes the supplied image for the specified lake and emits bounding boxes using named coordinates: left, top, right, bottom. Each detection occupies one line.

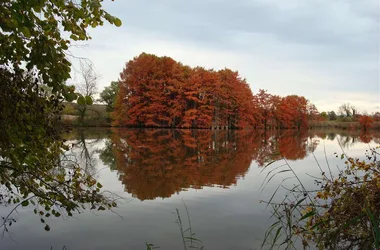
left=1, top=128, right=379, bottom=250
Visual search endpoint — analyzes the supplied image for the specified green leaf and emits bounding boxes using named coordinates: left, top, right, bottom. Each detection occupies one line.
left=96, top=182, right=103, bottom=188
left=21, top=200, right=29, bottom=206
left=77, top=96, right=86, bottom=105
left=33, top=5, right=41, bottom=13
left=70, top=34, right=78, bottom=41
left=300, top=210, right=316, bottom=221
left=21, top=27, right=31, bottom=38
left=66, top=92, right=77, bottom=102
left=85, top=95, right=93, bottom=105
left=44, top=225, right=50, bottom=231
left=114, top=18, right=122, bottom=27
left=292, top=197, right=306, bottom=212
left=367, top=207, right=380, bottom=248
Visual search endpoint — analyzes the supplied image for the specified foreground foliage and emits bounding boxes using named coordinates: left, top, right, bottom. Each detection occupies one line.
left=0, top=0, right=120, bottom=230
left=0, top=69, right=117, bottom=232
left=262, top=146, right=380, bottom=249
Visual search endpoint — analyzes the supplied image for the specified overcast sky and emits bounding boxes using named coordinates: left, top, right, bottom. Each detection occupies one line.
left=69, top=0, right=379, bottom=113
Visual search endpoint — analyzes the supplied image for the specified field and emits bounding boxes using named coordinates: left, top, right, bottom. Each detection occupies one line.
left=62, top=102, right=111, bottom=127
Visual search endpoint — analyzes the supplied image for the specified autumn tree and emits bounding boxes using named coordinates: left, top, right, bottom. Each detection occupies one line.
left=182, top=67, right=215, bottom=128
left=113, top=53, right=257, bottom=129
left=113, top=53, right=317, bottom=130
left=307, top=103, right=320, bottom=121
left=359, top=115, right=374, bottom=131
left=277, top=95, right=309, bottom=129
left=253, top=89, right=277, bottom=129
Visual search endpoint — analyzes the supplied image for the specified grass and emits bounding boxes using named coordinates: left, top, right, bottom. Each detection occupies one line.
left=146, top=200, right=204, bottom=250
left=309, top=120, right=380, bottom=130
left=260, top=146, right=380, bottom=249
left=62, top=102, right=111, bottom=127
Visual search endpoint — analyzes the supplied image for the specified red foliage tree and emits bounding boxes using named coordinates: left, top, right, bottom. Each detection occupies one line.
left=113, top=53, right=316, bottom=129
left=359, top=115, right=374, bottom=131
left=277, top=95, right=309, bottom=129
left=113, top=53, right=257, bottom=128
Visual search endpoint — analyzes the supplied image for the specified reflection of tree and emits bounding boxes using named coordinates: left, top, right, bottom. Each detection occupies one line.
left=327, top=132, right=337, bottom=141
left=309, top=129, right=379, bottom=148
left=98, top=139, right=117, bottom=171
left=67, top=130, right=102, bottom=176
left=337, top=134, right=359, bottom=149
left=359, top=132, right=373, bottom=143
left=111, top=129, right=257, bottom=200
left=278, top=130, right=310, bottom=160
left=109, top=129, right=319, bottom=200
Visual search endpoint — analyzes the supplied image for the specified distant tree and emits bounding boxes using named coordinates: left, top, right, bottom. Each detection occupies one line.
left=359, top=115, right=374, bottom=131
left=373, top=112, right=380, bottom=122
left=307, top=103, right=320, bottom=121
left=99, top=81, right=119, bottom=112
left=75, top=61, right=97, bottom=125
left=338, top=103, right=353, bottom=117
left=328, top=111, right=337, bottom=120
left=351, top=105, right=358, bottom=116
left=320, top=112, right=328, bottom=120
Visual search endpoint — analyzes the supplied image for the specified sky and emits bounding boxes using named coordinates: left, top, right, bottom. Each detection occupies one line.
left=69, top=0, right=379, bottom=113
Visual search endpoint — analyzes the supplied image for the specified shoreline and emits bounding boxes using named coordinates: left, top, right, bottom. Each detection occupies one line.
left=63, top=120, right=380, bottom=131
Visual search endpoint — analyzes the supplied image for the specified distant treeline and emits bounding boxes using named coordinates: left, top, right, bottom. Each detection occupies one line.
left=112, top=53, right=318, bottom=129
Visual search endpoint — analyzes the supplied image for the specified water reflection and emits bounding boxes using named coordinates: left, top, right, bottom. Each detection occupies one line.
left=0, top=129, right=376, bottom=250
left=105, top=129, right=321, bottom=200
left=109, top=129, right=255, bottom=200
left=309, top=129, right=380, bottom=148
left=72, top=128, right=379, bottom=201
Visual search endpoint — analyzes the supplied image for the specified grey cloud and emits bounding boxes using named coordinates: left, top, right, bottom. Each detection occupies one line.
left=87, top=0, right=379, bottom=112
left=105, top=0, right=377, bottom=56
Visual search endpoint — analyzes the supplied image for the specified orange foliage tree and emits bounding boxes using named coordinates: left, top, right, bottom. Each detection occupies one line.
left=359, top=115, right=374, bottom=131
left=113, top=53, right=258, bottom=129
left=113, top=53, right=317, bottom=129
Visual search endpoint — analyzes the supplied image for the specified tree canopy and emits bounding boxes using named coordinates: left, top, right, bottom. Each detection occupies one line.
left=112, top=53, right=316, bottom=129
left=99, top=81, right=119, bottom=112
left=0, top=0, right=121, bottom=231
left=1, top=0, right=121, bottom=96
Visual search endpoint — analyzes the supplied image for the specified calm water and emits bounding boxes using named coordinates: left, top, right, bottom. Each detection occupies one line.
left=1, top=129, right=379, bottom=250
